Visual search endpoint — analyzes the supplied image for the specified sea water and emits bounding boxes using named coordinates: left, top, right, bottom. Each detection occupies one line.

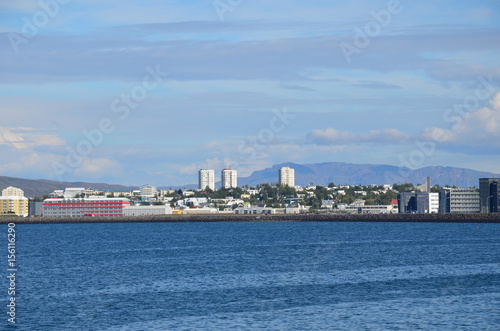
left=2, top=221, right=499, bottom=330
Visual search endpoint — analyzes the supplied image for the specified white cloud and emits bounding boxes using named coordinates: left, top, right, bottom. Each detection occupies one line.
left=307, top=128, right=410, bottom=145
left=0, top=127, right=25, bottom=149
left=308, top=93, right=500, bottom=149
left=0, top=151, right=63, bottom=179
left=0, top=127, right=66, bottom=150
left=74, top=157, right=123, bottom=178
left=422, top=93, right=500, bottom=147
left=421, top=127, right=456, bottom=143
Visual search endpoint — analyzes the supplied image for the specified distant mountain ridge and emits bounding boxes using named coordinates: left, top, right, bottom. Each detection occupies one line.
left=0, top=176, right=136, bottom=198
left=239, top=162, right=499, bottom=188
left=1, top=162, right=497, bottom=197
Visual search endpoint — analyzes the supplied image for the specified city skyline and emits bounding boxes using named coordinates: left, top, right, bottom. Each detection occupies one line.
left=1, top=1, right=500, bottom=186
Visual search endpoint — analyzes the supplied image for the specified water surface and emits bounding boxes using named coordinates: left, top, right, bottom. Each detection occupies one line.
left=3, top=221, right=499, bottom=330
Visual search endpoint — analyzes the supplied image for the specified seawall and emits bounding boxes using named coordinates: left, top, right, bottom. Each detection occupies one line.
left=1, top=213, right=500, bottom=224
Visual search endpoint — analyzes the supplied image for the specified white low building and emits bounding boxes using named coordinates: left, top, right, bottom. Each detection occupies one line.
left=234, top=206, right=280, bottom=214
left=64, top=188, right=86, bottom=198
left=344, top=204, right=398, bottom=214
left=123, top=205, right=172, bottom=216
left=181, top=207, right=218, bottom=214
left=285, top=206, right=310, bottom=214
left=176, top=197, right=209, bottom=208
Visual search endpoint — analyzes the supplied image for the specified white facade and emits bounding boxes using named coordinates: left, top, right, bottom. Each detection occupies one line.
left=64, top=188, right=85, bottom=198
left=221, top=169, right=237, bottom=189
left=2, top=186, right=24, bottom=197
left=122, top=205, right=172, bottom=216
left=234, top=206, right=277, bottom=214
left=199, top=169, right=215, bottom=191
left=175, top=197, right=209, bottom=208
left=140, top=185, right=157, bottom=198
left=439, top=188, right=480, bottom=213
left=42, top=197, right=130, bottom=217
left=0, top=196, right=28, bottom=217
left=181, top=207, right=218, bottom=214
left=429, top=192, right=439, bottom=213
left=344, top=204, right=398, bottom=214
left=279, top=167, right=295, bottom=187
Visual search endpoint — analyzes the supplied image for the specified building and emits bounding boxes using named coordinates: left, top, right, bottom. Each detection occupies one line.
left=344, top=204, right=398, bottom=214
left=0, top=186, right=28, bottom=217
left=398, top=192, right=439, bottom=213
left=180, top=207, right=218, bottom=214
left=2, top=186, right=24, bottom=197
left=416, top=177, right=431, bottom=193
left=439, top=188, right=480, bottom=213
left=42, top=197, right=131, bottom=217
left=0, top=196, right=28, bottom=217
left=175, top=197, right=209, bottom=208
left=234, top=206, right=278, bottom=215
left=279, top=166, right=295, bottom=187
left=221, top=168, right=237, bottom=189
left=425, top=192, right=439, bottom=213
left=199, top=169, right=215, bottom=191
left=140, top=185, right=157, bottom=198
left=63, top=188, right=86, bottom=198
left=28, top=201, right=44, bottom=217
left=479, top=178, right=499, bottom=213
left=84, top=188, right=105, bottom=196
left=49, top=190, right=64, bottom=198
left=122, top=205, right=172, bottom=216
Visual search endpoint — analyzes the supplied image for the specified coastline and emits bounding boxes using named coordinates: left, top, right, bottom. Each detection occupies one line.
left=1, top=213, right=500, bottom=224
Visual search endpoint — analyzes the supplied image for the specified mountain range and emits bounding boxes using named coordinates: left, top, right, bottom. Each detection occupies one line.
left=0, top=176, right=135, bottom=198
left=239, top=162, right=498, bottom=188
left=1, top=162, right=498, bottom=197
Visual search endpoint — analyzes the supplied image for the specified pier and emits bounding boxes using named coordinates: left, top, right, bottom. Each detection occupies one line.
left=1, top=213, right=500, bottom=224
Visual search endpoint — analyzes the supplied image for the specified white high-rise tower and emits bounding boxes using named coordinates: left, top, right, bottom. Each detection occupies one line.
left=279, top=167, right=295, bottom=187
left=221, top=169, right=237, bottom=189
left=199, top=169, right=215, bottom=191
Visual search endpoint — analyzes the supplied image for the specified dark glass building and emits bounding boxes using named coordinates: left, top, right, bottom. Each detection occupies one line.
left=479, top=178, right=500, bottom=213
left=397, top=192, right=439, bottom=213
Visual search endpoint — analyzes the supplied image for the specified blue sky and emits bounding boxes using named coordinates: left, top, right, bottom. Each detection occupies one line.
left=1, top=0, right=499, bottom=186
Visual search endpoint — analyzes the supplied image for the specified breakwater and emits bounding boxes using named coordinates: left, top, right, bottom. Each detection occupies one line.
left=1, top=213, right=500, bottom=224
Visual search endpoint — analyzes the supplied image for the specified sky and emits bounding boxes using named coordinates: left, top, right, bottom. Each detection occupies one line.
left=0, top=0, right=499, bottom=186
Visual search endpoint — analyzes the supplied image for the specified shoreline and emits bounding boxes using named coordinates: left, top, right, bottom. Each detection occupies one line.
left=1, top=213, right=500, bottom=224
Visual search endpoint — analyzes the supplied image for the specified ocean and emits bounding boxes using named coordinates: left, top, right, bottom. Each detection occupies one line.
left=3, top=221, right=499, bottom=330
